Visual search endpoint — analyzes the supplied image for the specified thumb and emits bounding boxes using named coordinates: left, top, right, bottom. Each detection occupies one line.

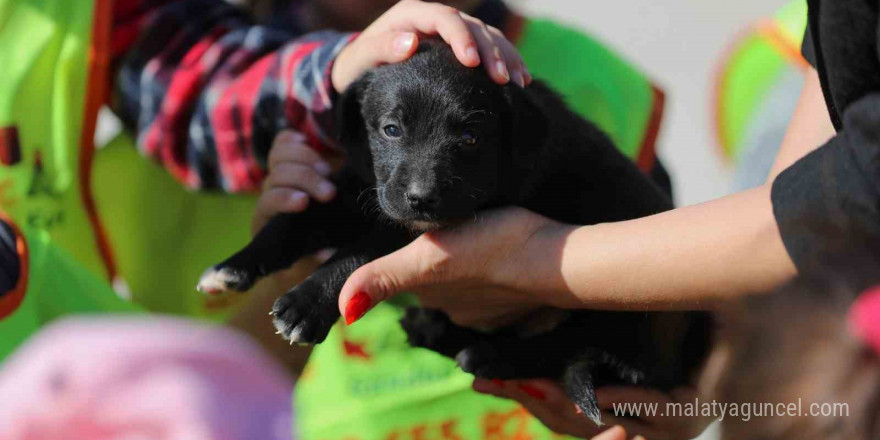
left=338, top=236, right=444, bottom=325
left=335, top=32, right=418, bottom=91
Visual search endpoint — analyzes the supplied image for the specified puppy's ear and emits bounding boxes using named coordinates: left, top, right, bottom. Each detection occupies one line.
left=335, top=72, right=373, bottom=151
left=335, top=73, right=374, bottom=177
left=502, top=83, right=549, bottom=170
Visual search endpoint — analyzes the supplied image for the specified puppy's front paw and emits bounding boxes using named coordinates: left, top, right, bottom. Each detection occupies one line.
left=196, top=264, right=256, bottom=295
left=401, top=308, right=484, bottom=359
left=455, top=342, right=518, bottom=379
left=271, top=281, right=340, bottom=344
left=400, top=308, right=455, bottom=350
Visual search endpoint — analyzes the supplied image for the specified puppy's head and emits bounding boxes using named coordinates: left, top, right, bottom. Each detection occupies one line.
left=337, top=41, right=546, bottom=231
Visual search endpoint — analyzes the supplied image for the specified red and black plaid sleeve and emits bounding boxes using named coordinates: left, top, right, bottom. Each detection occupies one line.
left=112, top=0, right=354, bottom=192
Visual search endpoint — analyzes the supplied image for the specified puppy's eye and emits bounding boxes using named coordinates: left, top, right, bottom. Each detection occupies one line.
left=383, top=124, right=402, bottom=138
left=461, top=130, right=478, bottom=147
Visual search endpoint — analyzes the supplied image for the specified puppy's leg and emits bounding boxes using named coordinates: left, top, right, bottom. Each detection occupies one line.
left=197, top=199, right=365, bottom=295
left=454, top=332, right=573, bottom=380
left=271, top=226, right=410, bottom=344
left=400, top=308, right=484, bottom=358
left=564, top=348, right=649, bottom=426
left=563, top=359, right=602, bottom=425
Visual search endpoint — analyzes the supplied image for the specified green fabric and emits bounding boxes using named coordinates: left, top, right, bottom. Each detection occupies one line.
left=719, top=36, right=788, bottom=160
left=0, top=0, right=107, bottom=278
left=0, top=0, right=142, bottom=361
left=296, top=18, right=659, bottom=440
left=92, top=134, right=258, bottom=320
left=517, top=19, right=655, bottom=160
left=718, top=0, right=807, bottom=161
left=0, top=226, right=140, bottom=362
left=775, top=0, right=808, bottom=45
left=297, top=300, right=572, bottom=440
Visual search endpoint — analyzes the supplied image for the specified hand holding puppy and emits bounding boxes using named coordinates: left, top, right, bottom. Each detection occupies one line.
left=337, top=207, right=573, bottom=327
left=252, top=131, right=337, bottom=236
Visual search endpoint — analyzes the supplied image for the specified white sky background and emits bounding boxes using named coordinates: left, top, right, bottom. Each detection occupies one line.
left=509, top=0, right=791, bottom=206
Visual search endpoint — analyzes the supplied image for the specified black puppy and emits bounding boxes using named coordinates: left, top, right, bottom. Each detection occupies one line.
left=198, top=41, right=707, bottom=424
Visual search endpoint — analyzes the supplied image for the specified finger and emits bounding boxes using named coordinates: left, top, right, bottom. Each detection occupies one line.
left=252, top=187, right=309, bottom=235
left=337, top=234, right=450, bottom=325
left=267, top=163, right=336, bottom=202
left=596, top=386, right=675, bottom=409
left=591, top=425, right=627, bottom=440
left=608, top=417, right=661, bottom=440
left=257, top=187, right=310, bottom=215
left=268, top=132, right=331, bottom=173
left=500, top=381, right=602, bottom=438
left=522, top=63, right=533, bottom=85
left=515, top=379, right=571, bottom=404
left=466, top=19, right=509, bottom=84
left=333, top=31, right=419, bottom=91
left=488, top=25, right=525, bottom=87
left=472, top=378, right=508, bottom=397
left=383, top=2, right=479, bottom=67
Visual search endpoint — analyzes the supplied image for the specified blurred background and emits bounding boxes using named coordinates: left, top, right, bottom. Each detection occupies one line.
left=6, top=1, right=804, bottom=439
left=511, top=0, right=790, bottom=206
left=509, top=3, right=795, bottom=437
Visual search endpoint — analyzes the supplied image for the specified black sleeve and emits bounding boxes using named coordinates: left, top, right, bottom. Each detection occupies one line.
left=801, top=23, right=816, bottom=67
left=0, top=218, right=20, bottom=295
left=771, top=93, right=880, bottom=270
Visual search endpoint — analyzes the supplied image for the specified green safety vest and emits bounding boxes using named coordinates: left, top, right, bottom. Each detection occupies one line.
left=0, top=0, right=141, bottom=358
left=0, top=1, right=664, bottom=437
left=715, top=0, right=808, bottom=162
left=0, top=217, right=138, bottom=360
left=0, top=0, right=111, bottom=277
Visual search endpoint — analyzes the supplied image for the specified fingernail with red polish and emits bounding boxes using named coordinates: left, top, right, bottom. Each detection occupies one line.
left=517, top=384, right=546, bottom=401
left=344, top=292, right=371, bottom=325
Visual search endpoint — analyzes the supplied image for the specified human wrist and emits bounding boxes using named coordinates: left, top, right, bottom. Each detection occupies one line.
left=496, top=221, right=581, bottom=308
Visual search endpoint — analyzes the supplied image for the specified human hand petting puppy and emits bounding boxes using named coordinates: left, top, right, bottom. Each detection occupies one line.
left=330, top=0, right=530, bottom=92
left=472, top=379, right=710, bottom=440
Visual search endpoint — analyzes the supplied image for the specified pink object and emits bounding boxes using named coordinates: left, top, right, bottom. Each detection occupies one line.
left=850, top=286, right=880, bottom=356
left=0, top=317, right=294, bottom=440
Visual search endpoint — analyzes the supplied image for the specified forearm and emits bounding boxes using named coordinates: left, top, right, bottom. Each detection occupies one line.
left=528, top=185, right=794, bottom=311
left=521, top=69, right=833, bottom=311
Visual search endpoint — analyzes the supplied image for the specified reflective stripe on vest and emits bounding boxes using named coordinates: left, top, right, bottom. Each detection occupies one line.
left=714, top=0, right=808, bottom=162
left=0, top=0, right=116, bottom=280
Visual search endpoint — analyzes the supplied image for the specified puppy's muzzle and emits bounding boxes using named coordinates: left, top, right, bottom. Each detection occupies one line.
left=404, top=182, right=441, bottom=213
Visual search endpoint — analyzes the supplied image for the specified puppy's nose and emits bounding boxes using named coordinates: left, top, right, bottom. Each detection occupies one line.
left=405, top=186, right=440, bottom=212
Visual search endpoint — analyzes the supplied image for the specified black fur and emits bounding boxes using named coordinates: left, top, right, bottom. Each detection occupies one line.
left=198, top=41, right=707, bottom=424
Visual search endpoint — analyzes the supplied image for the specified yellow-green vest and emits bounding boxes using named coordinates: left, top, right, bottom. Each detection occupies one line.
left=715, top=0, right=808, bottom=163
